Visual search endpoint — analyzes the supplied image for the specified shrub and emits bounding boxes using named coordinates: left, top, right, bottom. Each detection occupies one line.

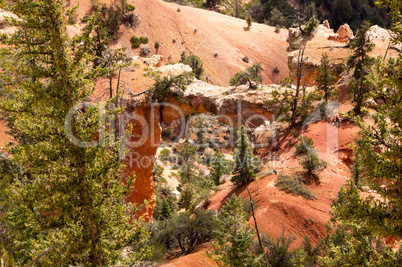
left=295, top=136, right=315, bottom=155
left=130, top=36, right=141, bottom=48
left=154, top=41, right=160, bottom=52
left=274, top=24, right=281, bottom=33
left=230, top=62, right=262, bottom=87
left=273, top=66, right=280, bottom=74
left=140, top=36, right=148, bottom=44
left=262, top=230, right=297, bottom=266
left=300, top=153, right=327, bottom=176
left=151, top=210, right=217, bottom=254
left=146, top=73, right=193, bottom=102
left=177, top=8, right=181, bottom=12
left=246, top=15, right=252, bottom=28
left=180, top=53, right=204, bottom=80
left=126, top=3, right=135, bottom=12
left=242, top=56, right=249, bottom=63
left=159, top=148, right=171, bottom=163
left=275, top=174, right=316, bottom=200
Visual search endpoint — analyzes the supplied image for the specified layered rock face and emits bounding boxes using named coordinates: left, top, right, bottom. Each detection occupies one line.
left=288, top=23, right=400, bottom=87
left=120, top=81, right=281, bottom=219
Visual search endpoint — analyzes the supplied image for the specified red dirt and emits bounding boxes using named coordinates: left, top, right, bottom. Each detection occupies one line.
left=71, top=0, right=290, bottom=86
left=161, top=243, right=218, bottom=267
left=207, top=117, right=359, bottom=249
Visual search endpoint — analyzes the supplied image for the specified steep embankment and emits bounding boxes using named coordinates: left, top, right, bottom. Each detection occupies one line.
left=71, top=0, right=289, bottom=86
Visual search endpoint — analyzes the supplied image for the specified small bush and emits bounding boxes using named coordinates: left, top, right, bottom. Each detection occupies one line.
left=275, top=175, right=316, bottom=200
left=177, top=8, right=181, bottom=12
left=130, top=36, right=141, bottom=48
left=146, top=73, right=193, bottom=102
left=126, top=4, right=135, bottom=12
left=154, top=41, right=160, bottom=52
left=273, top=66, right=280, bottom=73
left=159, top=148, right=171, bottom=163
left=180, top=53, right=204, bottom=80
left=274, top=25, right=280, bottom=33
left=295, top=136, right=315, bottom=155
left=242, top=56, right=249, bottom=63
left=300, top=153, right=327, bottom=175
left=140, top=36, right=148, bottom=44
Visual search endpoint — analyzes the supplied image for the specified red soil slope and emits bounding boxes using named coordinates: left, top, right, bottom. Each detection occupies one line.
left=71, top=0, right=289, bottom=86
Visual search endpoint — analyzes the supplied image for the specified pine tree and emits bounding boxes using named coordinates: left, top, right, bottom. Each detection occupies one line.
left=208, top=194, right=265, bottom=266
left=210, top=150, right=228, bottom=186
left=231, top=126, right=259, bottom=186
left=315, top=53, right=336, bottom=105
left=246, top=15, right=253, bottom=29
left=0, top=1, right=149, bottom=265
left=320, top=4, right=402, bottom=264
left=347, top=20, right=375, bottom=115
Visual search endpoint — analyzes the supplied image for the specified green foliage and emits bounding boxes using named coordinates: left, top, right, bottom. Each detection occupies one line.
left=231, top=127, right=261, bottom=186
left=154, top=41, right=160, bottom=52
left=177, top=140, right=215, bottom=212
left=315, top=52, right=336, bottom=105
left=0, top=1, right=150, bottom=265
left=270, top=7, right=285, bottom=27
left=210, top=150, right=232, bottom=185
left=300, top=153, right=327, bottom=176
left=257, top=0, right=296, bottom=27
left=302, top=17, right=319, bottom=37
left=146, top=72, right=193, bottom=102
left=267, top=83, right=321, bottom=125
left=230, top=62, right=263, bottom=87
left=262, top=230, right=297, bottom=267
left=209, top=194, right=265, bottom=266
left=347, top=20, right=375, bottom=114
left=246, top=15, right=253, bottom=28
left=319, top=183, right=402, bottom=266
left=130, top=35, right=141, bottom=48
left=275, top=175, right=316, bottom=200
left=180, top=52, right=204, bottom=80
left=332, top=0, right=353, bottom=29
left=295, top=136, right=316, bottom=155
left=150, top=210, right=217, bottom=254
left=140, top=36, right=149, bottom=44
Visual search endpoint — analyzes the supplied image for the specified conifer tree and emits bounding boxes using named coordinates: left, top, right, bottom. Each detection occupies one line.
left=208, top=194, right=265, bottom=266
left=231, top=126, right=258, bottom=186
left=315, top=52, right=336, bottom=105
left=0, top=1, right=149, bottom=265
left=347, top=20, right=375, bottom=115
left=210, top=150, right=228, bottom=186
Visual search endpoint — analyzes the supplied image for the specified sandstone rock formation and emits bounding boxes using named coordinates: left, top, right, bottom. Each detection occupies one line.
left=288, top=23, right=400, bottom=87
left=328, top=24, right=354, bottom=43
left=120, top=81, right=284, bottom=219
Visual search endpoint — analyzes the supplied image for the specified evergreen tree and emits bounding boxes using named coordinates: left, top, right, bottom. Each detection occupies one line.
left=319, top=183, right=401, bottom=266
left=208, top=194, right=265, bottom=266
left=231, top=126, right=259, bottom=186
left=246, top=15, right=253, bottom=29
left=0, top=1, right=149, bottom=265
left=315, top=53, right=336, bottom=105
left=332, top=0, right=353, bottom=29
left=347, top=20, right=375, bottom=115
left=320, top=4, right=402, bottom=264
left=210, top=150, right=229, bottom=186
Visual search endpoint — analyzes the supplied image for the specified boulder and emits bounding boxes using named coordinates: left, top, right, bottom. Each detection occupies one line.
left=323, top=20, right=330, bottom=29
